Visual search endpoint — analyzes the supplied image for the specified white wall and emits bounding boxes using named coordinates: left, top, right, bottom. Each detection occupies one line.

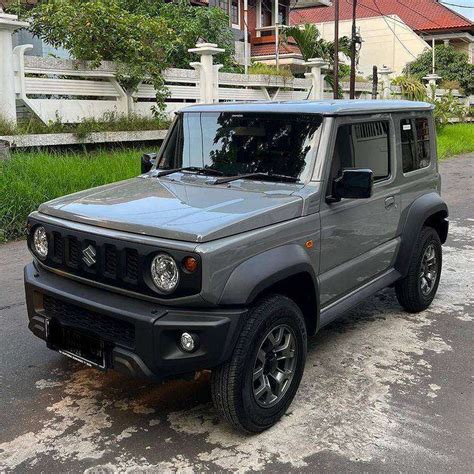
left=315, top=15, right=430, bottom=77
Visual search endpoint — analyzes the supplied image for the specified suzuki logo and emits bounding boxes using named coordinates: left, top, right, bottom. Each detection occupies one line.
left=82, top=244, right=97, bottom=267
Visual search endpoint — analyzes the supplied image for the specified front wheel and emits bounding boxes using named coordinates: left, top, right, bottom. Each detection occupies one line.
left=211, top=295, right=307, bottom=433
left=396, top=226, right=442, bottom=313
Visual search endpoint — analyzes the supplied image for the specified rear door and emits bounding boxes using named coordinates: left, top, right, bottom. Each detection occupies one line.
left=319, top=115, right=401, bottom=307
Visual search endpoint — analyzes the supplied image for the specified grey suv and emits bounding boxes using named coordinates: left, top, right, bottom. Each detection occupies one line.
left=24, top=100, right=448, bottom=433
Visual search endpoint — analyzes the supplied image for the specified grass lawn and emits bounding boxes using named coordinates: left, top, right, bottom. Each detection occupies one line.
left=0, top=148, right=144, bottom=242
left=1, top=122, right=473, bottom=242
left=437, top=123, right=474, bottom=160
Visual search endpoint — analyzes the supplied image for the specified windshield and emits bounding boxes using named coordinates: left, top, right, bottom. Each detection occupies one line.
left=158, top=112, right=323, bottom=181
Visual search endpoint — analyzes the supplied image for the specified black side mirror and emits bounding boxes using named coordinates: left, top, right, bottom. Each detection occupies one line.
left=328, top=169, right=373, bottom=203
left=141, top=152, right=157, bottom=174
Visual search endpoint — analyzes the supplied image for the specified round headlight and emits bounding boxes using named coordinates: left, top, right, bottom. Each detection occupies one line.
left=150, top=253, right=179, bottom=293
left=33, top=226, right=48, bottom=259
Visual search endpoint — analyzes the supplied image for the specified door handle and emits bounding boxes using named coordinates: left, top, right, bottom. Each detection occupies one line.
left=385, top=196, right=395, bottom=209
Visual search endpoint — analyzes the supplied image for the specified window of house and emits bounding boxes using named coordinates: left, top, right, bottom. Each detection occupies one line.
left=400, top=117, right=431, bottom=173
left=218, top=0, right=240, bottom=28
left=328, top=121, right=390, bottom=189
left=278, top=4, right=288, bottom=25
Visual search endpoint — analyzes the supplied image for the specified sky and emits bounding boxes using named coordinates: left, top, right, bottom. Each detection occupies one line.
left=441, top=0, right=474, bottom=21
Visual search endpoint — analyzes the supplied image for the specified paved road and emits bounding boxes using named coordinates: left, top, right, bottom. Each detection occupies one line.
left=0, top=154, right=473, bottom=473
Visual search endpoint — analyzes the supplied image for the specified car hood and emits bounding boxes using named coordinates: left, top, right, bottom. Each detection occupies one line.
left=39, top=176, right=304, bottom=242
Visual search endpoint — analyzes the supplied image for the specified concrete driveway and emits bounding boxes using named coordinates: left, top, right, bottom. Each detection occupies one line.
left=0, top=154, right=473, bottom=472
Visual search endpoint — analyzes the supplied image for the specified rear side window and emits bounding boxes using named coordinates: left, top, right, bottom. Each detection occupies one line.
left=400, top=117, right=431, bottom=173
left=329, top=120, right=390, bottom=185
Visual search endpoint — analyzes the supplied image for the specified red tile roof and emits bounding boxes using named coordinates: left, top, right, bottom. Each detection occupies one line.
left=290, top=0, right=474, bottom=32
left=252, top=42, right=302, bottom=57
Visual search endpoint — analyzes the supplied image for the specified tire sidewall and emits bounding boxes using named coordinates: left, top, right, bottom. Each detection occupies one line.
left=237, top=297, right=307, bottom=431
left=415, top=229, right=442, bottom=306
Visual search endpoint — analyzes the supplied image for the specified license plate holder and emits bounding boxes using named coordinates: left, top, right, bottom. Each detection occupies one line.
left=46, top=318, right=107, bottom=370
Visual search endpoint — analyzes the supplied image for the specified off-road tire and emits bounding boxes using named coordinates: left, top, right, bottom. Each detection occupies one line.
left=211, top=294, right=307, bottom=433
left=396, top=226, right=442, bottom=313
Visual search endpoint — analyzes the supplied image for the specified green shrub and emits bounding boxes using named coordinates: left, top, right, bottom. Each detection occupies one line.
left=248, top=62, right=294, bottom=78
left=391, top=76, right=426, bottom=101
left=0, top=148, right=145, bottom=241
left=0, top=113, right=169, bottom=137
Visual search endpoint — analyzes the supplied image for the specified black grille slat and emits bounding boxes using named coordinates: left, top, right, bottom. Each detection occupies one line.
left=52, top=232, right=64, bottom=263
left=125, top=249, right=139, bottom=283
left=67, top=237, right=80, bottom=267
left=104, top=245, right=118, bottom=277
left=43, top=295, right=135, bottom=347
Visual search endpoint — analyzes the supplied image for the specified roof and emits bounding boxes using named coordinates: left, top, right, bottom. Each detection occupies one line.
left=183, top=99, right=434, bottom=115
left=251, top=42, right=302, bottom=57
left=290, top=0, right=474, bottom=33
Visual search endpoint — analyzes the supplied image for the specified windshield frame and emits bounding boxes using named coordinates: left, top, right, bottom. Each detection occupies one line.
left=155, top=111, right=323, bottom=185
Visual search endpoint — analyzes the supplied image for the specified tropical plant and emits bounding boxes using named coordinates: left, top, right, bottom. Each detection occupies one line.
left=404, top=45, right=474, bottom=95
left=283, top=23, right=352, bottom=97
left=283, top=24, right=351, bottom=63
left=28, top=0, right=235, bottom=113
left=391, top=76, right=426, bottom=101
left=428, top=92, right=468, bottom=128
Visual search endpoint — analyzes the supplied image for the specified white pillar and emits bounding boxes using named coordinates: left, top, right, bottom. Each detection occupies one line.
left=378, top=66, right=393, bottom=100
left=188, top=42, right=225, bottom=104
left=0, top=12, right=29, bottom=124
left=423, top=73, right=441, bottom=100
left=304, top=58, right=328, bottom=100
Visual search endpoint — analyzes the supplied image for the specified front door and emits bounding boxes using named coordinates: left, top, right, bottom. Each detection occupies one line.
left=319, top=116, right=401, bottom=307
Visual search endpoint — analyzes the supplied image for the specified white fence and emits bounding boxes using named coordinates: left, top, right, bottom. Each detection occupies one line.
left=13, top=45, right=318, bottom=124
left=0, top=10, right=470, bottom=126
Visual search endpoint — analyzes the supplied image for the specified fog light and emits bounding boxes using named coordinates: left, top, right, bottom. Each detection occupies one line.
left=180, top=332, right=198, bottom=353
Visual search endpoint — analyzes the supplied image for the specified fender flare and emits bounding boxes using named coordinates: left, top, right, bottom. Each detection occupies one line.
left=219, top=244, right=319, bottom=320
left=395, top=192, right=448, bottom=277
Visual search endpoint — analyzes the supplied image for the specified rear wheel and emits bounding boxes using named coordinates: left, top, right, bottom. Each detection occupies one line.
left=396, top=226, right=442, bottom=313
left=211, top=294, right=307, bottom=433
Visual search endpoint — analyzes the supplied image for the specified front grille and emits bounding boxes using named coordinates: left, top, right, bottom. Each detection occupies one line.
left=48, top=233, right=143, bottom=292
left=43, top=295, right=135, bottom=347
left=28, top=218, right=202, bottom=299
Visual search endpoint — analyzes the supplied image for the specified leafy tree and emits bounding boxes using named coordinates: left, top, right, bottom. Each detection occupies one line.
left=28, top=0, right=235, bottom=113
left=404, top=45, right=474, bottom=95
left=158, top=0, right=235, bottom=70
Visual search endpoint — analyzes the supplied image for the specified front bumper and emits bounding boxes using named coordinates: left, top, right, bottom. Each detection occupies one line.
left=24, top=262, right=247, bottom=381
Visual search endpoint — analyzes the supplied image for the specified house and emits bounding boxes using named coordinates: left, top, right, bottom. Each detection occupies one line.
left=209, top=0, right=329, bottom=67
left=289, top=0, right=474, bottom=77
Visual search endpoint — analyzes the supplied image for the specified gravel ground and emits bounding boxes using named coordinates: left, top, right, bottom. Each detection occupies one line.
left=0, top=153, right=472, bottom=473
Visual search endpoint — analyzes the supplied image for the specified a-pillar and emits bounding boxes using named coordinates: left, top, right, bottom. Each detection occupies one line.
left=304, top=58, right=328, bottom=100
left=188, top=42, right=225, bottom=104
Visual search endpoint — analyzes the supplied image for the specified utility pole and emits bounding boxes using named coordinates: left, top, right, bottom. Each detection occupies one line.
left=349, top=0, right=358, bottom=99
left=333, top=0, right=340, bottom=99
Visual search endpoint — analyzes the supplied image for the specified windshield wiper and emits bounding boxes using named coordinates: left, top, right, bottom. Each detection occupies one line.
left=213, top=172, right=299, bottom=185
left=156, top=166, right=224, bottom=178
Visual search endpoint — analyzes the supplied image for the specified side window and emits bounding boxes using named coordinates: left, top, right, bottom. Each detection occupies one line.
left=400, top=117, right=431, bottom=173
left=328, top=120, right=390, bottom=187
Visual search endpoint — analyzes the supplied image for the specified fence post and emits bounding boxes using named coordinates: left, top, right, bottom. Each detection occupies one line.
left=0, top=11, right=29, bottom=124
left=378, top=66, right=393, bottom=99
left=304, top=58, right=328, bottom=100
left=423, top=73, right=441, bottom=100
left=188, top=42, right=224, bottom=103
